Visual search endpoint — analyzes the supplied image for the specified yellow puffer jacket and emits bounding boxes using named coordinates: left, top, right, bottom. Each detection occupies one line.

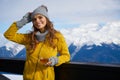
left=4, top=22, right=70, bottom=80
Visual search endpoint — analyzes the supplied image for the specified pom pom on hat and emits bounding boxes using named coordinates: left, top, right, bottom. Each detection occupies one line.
left=31, top=5, right=49, bottom=19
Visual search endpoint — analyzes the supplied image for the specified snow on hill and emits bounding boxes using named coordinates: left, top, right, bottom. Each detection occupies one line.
left=5, top=42, right=24, bottom=56
left=60, top=21, right=120, bottom=60
left=0, top=34, right=25, bottom=58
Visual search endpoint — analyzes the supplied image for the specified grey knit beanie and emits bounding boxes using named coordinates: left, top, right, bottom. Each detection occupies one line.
left=31, top=5, right=49, bottom=19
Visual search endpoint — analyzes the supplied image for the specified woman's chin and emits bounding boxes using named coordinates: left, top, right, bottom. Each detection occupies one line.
left=36, top=26, right=42, bottom=29
left=34, top=25, right=45, bottom=30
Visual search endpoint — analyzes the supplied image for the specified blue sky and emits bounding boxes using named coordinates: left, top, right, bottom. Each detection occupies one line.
left=0, top=0, right=120, bottom=33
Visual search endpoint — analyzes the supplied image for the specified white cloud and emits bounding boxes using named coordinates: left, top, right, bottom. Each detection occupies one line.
left=60, top=21, right=120, bottom=47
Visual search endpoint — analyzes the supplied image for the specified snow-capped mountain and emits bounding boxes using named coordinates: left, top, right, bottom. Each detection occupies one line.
left=61, top=21, right=120, bottom=64
left=0, top=34, right=25, bottom=59
left=69, top=43, right=120, bottom=64
left=0, top=21, right=120, bottom=64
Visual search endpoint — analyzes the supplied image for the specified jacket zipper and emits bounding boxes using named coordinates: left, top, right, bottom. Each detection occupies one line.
left=32, top=42, right=44, bottom=80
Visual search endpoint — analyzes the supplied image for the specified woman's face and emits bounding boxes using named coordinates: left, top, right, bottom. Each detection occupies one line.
left=32, top=14, right=47, bottom=32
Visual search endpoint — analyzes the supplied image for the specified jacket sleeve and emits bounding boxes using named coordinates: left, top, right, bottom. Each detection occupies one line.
left=55, top=32, right=70, bottom=66
left=4, top=22, right=30, bottom=45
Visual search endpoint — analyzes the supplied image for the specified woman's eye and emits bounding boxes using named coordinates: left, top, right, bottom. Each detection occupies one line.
left=38, top=16, right=43, bottom=19
left=32, top=15, right=43, bottom=21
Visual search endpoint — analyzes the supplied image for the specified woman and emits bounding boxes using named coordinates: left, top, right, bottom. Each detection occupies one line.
left=4, top=5, right=70, bottom=80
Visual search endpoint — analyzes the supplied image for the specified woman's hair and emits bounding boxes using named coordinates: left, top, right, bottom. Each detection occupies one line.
left=30, top=17, right=58, bottom=50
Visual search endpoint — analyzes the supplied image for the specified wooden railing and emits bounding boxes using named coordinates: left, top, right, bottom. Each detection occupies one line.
left=0, top=58, right=120, bottom=80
